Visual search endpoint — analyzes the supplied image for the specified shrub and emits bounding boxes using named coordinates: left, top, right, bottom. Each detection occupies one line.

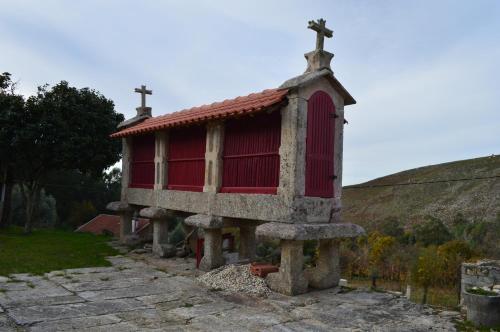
left=413, top=216, right=452, bottom=246
left=412, top=246, right=445, bottom=304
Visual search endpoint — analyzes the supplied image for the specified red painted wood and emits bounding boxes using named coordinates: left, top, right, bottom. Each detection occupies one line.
left=167, top=126, right=206, bottom=191
left=305, top=91, right=335, bottom=198
left=130, top=134, right=155, bottom=189
left=221, top=111, right=281, bottom=194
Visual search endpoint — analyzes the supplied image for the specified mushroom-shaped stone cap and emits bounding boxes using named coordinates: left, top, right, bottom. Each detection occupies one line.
left=256, top=222, right=365, bottom=241
left=139, top=207, right=170, bottom=220
left=184, top=214, right=223, bottom=229
left=106, top=201, right=132, bottom=213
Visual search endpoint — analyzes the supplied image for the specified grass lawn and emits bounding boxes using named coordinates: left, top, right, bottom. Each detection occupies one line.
left=0, top=226, right=118, bottom=276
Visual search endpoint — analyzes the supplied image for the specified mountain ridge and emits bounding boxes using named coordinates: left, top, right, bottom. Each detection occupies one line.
left=342, top=155, right=500, bottom=230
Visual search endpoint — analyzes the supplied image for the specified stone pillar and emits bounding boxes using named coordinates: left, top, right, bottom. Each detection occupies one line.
left=305, top=239, right=340, bottom=289
left=277, top=91, right=307, bottom=201
left=121, top=137, right=132, bottom=200
left=266, top=240, right=308, bottom=296
left=184, top=214, right=225, bottom=271
left=119, top=210, right=133, bottom=244
left=106, top=201, right=136, bottom=245
left=200, top=228, right=225, bottom=271
left=154, top=131, right=168, bottom=190
left=140, top=207, right=174, bottom=258
left=239, top=225, right=256, bottom=262
left=203, top=121, right=224, bottom=193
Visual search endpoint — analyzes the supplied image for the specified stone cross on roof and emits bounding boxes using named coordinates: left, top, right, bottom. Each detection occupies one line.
left=134, top=85, right=152, bottom=117
left=135, top=85, right=152, bottom=109
left=308, top=19, right=333, bottom=51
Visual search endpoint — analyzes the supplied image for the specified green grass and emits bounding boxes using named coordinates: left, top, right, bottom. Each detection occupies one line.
left=0, top=226, right=118, bottom=276
left=466, top=288, right=498, bottom=296
left=456, top=319, right=500, bottom=331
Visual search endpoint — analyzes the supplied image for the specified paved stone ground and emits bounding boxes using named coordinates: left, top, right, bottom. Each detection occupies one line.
left=0, top=253, right=462, bottom=331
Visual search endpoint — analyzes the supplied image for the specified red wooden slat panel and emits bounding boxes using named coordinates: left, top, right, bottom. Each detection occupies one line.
left=130, top=134, right=155, bottom=189
left=221, top=111, right=281, bottom=194
left=305, top=91, right=335, bottom=198
left=167, top=126, right=206, bottom=191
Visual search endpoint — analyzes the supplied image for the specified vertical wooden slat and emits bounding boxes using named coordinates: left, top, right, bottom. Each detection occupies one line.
left=130, top=134, right=155, bottom=188
left=167, top=126, right=207, bottom=191
left=221, top=111, right=281, bottom=194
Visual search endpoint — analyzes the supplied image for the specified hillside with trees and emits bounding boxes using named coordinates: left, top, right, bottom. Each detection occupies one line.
left=343, top=155, right=500, bottom=233
left=337, top=155, right=500, bottom=305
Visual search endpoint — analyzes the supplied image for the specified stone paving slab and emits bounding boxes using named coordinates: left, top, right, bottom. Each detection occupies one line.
left=0, top=294, right=86, bottom=309
left=0, top=254, right=461, bottom=331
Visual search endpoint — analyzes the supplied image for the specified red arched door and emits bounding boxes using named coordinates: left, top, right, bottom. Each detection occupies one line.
left=305, top=91, right=335, bottom=198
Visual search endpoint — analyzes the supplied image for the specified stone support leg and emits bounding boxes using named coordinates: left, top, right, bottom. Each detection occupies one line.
left=266, top=240, right=308, bottom=295
left=119, top=211, right=133, bottom=244
left=199, top=228, right=225, bottom=271
left=152, top=219, right=174, bottom=258
left=239, top=225, right=256, bottom=262
left=306, top=239, right=340, bottom=289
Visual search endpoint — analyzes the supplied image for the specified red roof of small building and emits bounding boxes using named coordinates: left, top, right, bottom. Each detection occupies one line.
left=111, top=88, right=289, bottom=138
left=76, top=214, right=150, bottom=237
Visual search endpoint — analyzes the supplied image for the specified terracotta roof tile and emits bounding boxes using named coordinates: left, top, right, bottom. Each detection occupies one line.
left=76, top=214, right=150, bottom=237
left=111, top=88, right=289, bottom=138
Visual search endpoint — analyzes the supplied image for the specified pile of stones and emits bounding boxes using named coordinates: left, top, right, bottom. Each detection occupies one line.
left=197, top=264, right=271, bottom=297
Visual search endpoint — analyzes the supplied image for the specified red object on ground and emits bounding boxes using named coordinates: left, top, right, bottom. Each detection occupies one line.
left=111, top=88, right=289, bottom=138
left=167, top=126, right=206, bottom=192
left=250, top=262, right=279, bottom=278
left=76, top=214, right=150, bottom=237
left=195, top=233, right=235, bottom=268
left=130, top=134, right=155, bottom=189
left=305, top=90, right=335, bottom=198
left=220, top=111, right=281, bottom=194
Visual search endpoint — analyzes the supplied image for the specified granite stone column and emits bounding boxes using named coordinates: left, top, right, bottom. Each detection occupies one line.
left=140, top=207, right=174, bottom=258
left=119, top=211, right=134, bottom=244
left=306, top=239, right=340, bottom=289
left=184, top=214, right=226, bottom=271
left=266, top=240, right=308, bottom=295
left=106, top=201, right=135, bottom=245
left=200, top=228, right=225, bottom=271
left=239, top=225, right=256, bottom=262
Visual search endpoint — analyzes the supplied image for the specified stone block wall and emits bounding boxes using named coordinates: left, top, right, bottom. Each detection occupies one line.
left=461, top=260, right=500, bottom=295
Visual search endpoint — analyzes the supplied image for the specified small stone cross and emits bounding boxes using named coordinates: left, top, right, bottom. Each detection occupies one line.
left=308, top=19, right=333, bottom=51
left=134, top=85, right=152, bottom=108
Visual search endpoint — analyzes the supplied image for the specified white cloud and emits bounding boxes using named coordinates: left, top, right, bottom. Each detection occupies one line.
left=1, top=0, right=498, bottom=185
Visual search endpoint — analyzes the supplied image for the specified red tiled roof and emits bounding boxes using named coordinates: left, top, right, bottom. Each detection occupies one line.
left=111, top=88, right=289, bottom=138
left=76, top=214, right=150, bottom=237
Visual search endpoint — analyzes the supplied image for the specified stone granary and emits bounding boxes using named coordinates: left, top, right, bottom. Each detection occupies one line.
left=108, top=19, right=364, bottom=295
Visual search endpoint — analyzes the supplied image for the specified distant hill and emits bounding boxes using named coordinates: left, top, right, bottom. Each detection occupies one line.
left=342, top=155, right=500, bottom=231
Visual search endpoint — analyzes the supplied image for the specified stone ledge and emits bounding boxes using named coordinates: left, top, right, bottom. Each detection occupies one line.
left=256, top=222, right=365, bottom=241
left=106, top=201, right=132, bottom=213
left=139, top=207, right=170, bottom=220
left=184, top=214, right=223, bottom=229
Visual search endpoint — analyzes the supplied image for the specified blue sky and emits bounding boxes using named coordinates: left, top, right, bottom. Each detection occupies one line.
left=1, top=0, right=499, bottom=184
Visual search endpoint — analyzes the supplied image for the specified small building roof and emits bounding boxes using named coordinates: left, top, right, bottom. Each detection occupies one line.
left=111, top=88, right=289, bottom=138
left=76, top=214, right=150, bottom=237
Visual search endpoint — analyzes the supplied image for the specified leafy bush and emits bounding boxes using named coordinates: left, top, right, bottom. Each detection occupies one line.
left=412, top=246, right=445, bottom=304
left=413, top=216, right=452, bottom=246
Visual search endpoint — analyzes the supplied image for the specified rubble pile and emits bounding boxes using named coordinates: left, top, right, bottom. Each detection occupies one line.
left=197, top=264, right=272, bottom=297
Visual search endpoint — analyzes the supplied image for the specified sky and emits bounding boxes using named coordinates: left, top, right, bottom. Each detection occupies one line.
left=1, top=0, right=499, bottom=185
